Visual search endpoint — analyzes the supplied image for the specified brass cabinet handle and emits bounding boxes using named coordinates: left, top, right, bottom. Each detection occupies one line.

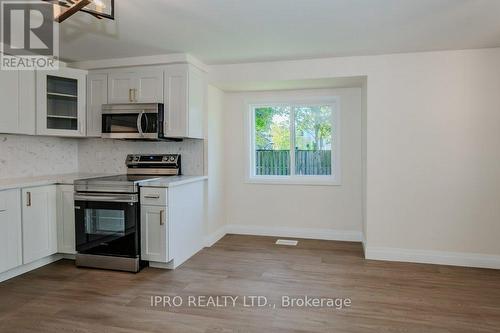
left=26, top=192, right=31, bottom=207
left=160, top=209, right=165, bottom=225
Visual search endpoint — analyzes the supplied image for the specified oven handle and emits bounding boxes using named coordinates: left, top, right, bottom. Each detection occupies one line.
left=74, top=193, right=138, bottom=203
left=137, top=111, right=145, bottom=137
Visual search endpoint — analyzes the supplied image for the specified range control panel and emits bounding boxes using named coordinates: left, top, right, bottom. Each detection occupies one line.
left=126, top=154, right=181, bottom=175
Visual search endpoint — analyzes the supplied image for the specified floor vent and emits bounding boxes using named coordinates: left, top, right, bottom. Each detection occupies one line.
left=275, top=239, right=298, bottom=246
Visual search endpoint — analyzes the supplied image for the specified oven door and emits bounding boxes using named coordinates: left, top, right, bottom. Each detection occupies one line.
left=74, top=193, right=139, bottom=257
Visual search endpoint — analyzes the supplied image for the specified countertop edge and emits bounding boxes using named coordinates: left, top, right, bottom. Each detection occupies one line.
left=0, top=173, right=115, bottom=191
left=139, top=176, right=208, bottom=188
left=0, top=174, right=208, bottom=191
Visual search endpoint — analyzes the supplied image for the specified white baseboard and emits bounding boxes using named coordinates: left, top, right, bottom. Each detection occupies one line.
left=0, top=254, right=64, bottom=283
left=225, top=224, right=363, bottom=242
left=204, top=226, right=228, bottom=247
left=203, top=225, right=362, bottom=247
left=365, top=246, right=500, bottom=270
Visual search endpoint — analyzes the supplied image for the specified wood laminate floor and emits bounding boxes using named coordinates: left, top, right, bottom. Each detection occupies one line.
left=1, top=235, right=499, bottom=332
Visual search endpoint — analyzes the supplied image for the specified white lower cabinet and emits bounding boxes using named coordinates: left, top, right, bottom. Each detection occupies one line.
left=0, top=189, right=22, bottom=274
left=22, top=186, right=58, bottom=265
left=141, top=205, right=169, bottom=262
left=140, top=181, right=204, bottom=269
left=57, top=185, right=76, bottom=254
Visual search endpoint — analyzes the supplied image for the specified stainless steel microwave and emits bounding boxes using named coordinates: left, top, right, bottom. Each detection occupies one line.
left=101, top=103, right=167, bottom=140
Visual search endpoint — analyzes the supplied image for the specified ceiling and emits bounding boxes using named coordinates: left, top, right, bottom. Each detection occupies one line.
left=59, top=0, right=500, bottom=65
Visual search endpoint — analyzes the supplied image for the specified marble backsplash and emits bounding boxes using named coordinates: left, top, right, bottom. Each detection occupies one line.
left=78, top=138, right=204, bottom=175
left=0, top=134, right=79, bottom=179
left=0, top=135, right=205, bottom=179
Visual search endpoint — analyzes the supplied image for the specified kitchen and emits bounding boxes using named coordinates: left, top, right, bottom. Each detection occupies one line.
left=0, top=59, right=208, bottom=278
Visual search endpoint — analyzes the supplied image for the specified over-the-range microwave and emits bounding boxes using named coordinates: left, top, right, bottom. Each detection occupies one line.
left=101, top=103, right=179, bottom=141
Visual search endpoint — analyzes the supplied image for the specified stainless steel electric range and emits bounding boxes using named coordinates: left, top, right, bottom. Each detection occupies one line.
left=73, top=154, right=181, bottom=272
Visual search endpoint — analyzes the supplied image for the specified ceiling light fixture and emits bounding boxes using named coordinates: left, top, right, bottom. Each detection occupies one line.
left=43, top=0, right=115, bottom=23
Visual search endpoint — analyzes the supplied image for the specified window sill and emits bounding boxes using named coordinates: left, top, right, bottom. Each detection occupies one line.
left=246, top=176, right=341, bottom=186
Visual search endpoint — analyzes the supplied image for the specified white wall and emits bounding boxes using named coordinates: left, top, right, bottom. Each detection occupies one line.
left=223, top=88, right=363, bottom=239
left=0, top=134, right=78, bottom=179
left=205, top=85, right=227, bottom=242
left=210, top=47, right=500, bottom=266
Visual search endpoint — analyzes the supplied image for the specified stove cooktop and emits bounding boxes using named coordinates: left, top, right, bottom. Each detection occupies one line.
left=74, top=174, right=163, bottom=193
left=75, top=154, right=181, bottom=193
left=83, top=174, right=162, bottom=183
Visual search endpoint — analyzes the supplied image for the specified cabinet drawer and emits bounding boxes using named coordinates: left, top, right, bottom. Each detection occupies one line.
left=140, top=187, right=167, bottom=206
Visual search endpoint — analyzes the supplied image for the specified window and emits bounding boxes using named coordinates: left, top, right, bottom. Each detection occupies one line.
left=248, top=99, right=340, bottom=185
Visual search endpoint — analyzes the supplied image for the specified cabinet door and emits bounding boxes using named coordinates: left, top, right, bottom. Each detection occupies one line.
left=36, top=68, right=87, bottom=137
left=108, top=72, right=135, bottom=103
left=187, top=66, right=205, bottom=139
left=22, top=186, right=57, bottom=264
left=0, top=70, right=35, bottom=135
left=164, top=65, right=188, bottom=137
left=57, top=185, right=75, bottom=254
left=86, top=73, right=108, bottom=137
left=0, top=189, right=22, bottom=273
left=141, top=205, right=168, bottom=262
left=135, top=70, right=163, bottom=103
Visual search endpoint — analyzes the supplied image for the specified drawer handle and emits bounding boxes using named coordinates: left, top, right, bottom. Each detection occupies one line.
left=160, top=209, right=165, bottom=225
left=26, top=192, right=31, bottom=207
left=144, top=195, right=160, bottom=199
left=0, top=209, right=6, bottom=213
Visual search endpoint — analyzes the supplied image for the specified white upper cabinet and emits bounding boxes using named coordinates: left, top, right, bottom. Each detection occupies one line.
left=108, top=69, right=163, bottom=103
left=164, top=64, right=205, bottom=139
left=0, top=70, right=35, bottom=135
left=0, top=189, right=22, bottom=274
left=36, top=67, right=87, bottom=137
left=86, top=73, right=108, bottom=137
left=136, top=71, right=164, bottom=103
left=107, top=71, right=135, bottom=103
left=22, top=186, right=57, bottom=265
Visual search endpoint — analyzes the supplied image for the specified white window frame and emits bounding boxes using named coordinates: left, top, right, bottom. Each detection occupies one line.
left=246, top=97, right=341, bottom=186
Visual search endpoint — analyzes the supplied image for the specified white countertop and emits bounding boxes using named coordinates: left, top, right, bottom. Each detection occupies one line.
left=0, top=173, right=207, bottom=191
left=0, top=173, right=114, bottom=191
left=139, top=175, right=208, bottom=188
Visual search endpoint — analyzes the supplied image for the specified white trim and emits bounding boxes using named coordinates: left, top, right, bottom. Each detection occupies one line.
left=226, top=224, right=362, bottom=242
left=204, top=226, right=228, bottom=247
left=0, top=254, right=65, bottom=283
left=70, top=53, right=209, bottom=72
left=246, top=97, right=341, bottom=185
left=365, top=246, right=500, bottom=270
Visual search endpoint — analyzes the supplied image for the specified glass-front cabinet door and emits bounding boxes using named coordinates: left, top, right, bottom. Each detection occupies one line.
left=36, top=67, right=87, bottom=136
